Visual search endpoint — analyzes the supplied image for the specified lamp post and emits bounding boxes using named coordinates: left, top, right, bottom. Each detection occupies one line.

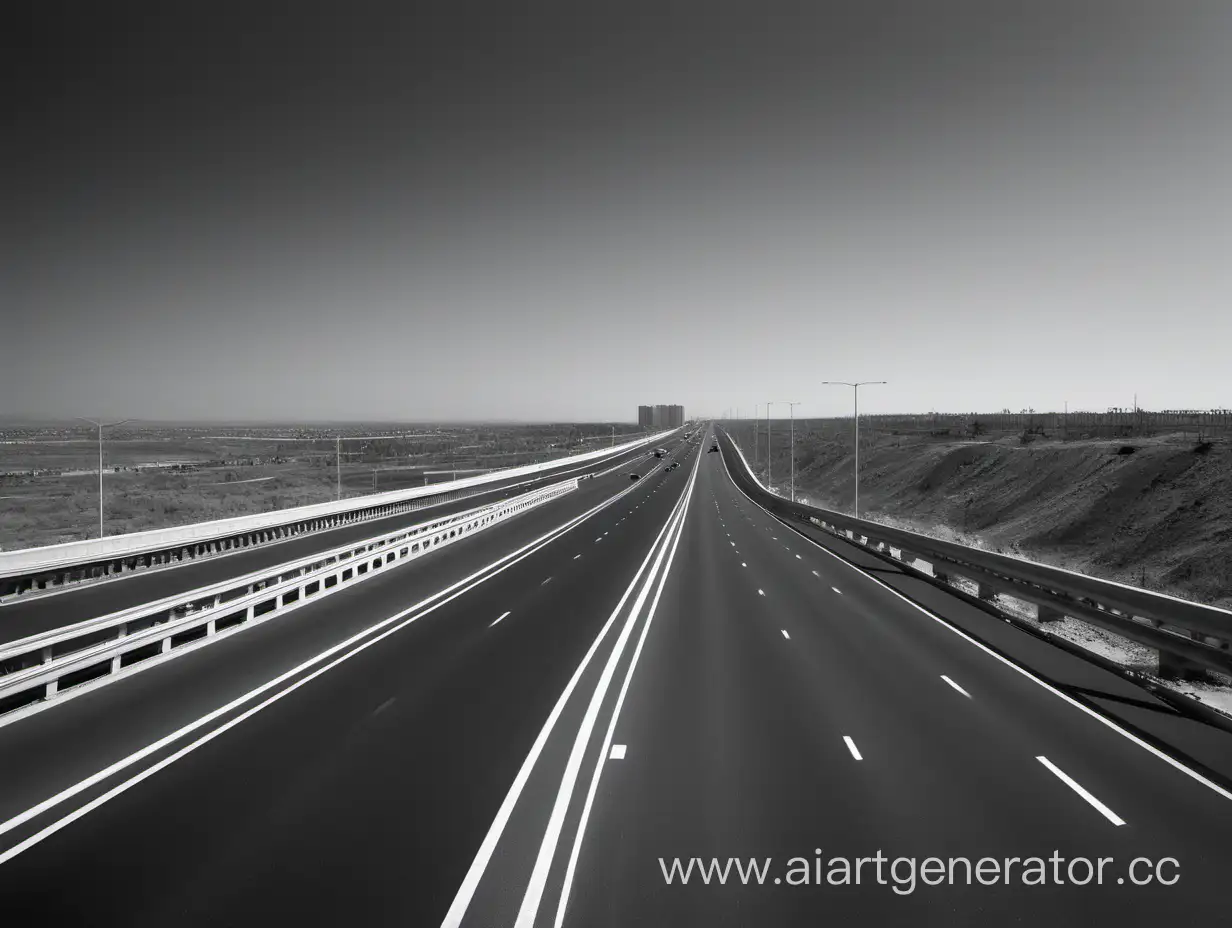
left=784, top=401, right=801, bottom=502
left=753, top=404, right=759, bottom=466
left=765, top=402, right=773, bottom=490
left=76, top=417, right=131, bottom=539
left=821, top=381, right=886, bottom=519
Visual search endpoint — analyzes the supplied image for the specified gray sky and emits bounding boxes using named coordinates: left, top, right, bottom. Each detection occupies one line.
left=6, top=1, right=1232, bottom=422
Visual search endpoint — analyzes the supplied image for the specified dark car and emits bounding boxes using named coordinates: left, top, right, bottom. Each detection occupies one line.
left=708, top=444, right=719, bottom=452
left=630, top=473, right=640, bottom=480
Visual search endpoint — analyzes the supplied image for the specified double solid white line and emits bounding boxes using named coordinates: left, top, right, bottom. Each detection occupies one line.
left=442, top=442, right=701, bottom=928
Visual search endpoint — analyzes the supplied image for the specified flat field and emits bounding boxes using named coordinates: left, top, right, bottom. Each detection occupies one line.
left=0, top=421, right=646, bottom=550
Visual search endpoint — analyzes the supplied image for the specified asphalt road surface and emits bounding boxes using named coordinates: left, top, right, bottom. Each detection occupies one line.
left=0, top=426, right=1228, bottom=926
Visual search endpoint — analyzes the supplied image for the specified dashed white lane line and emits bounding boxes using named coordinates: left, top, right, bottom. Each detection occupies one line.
left=595, top=537, right=602, bottom=542
left=741, top=562, right=747, bottom=567
left=831, top=586, right=842, bottom=594
left=781, top=629, right=791, bottom=640
left=1036, top=756, right=1125, bottom=826
left=541, top=577, right=554, bottom=586
left=573, top=555, right=582, bottom=560
left=941, top=675, right=971, bottom=698
left=757, top=589, right=765, bottom=596
left=795, top=554, right=802, bottom=560
left=843, top=736, right=863, bottom=761
left=490, top=611, right=512, bottom=628
left=812, top=570, right=820, bottom=577
left=609, top=744, right=627, bottom=760
left=730, top=541, right=735, bottom=546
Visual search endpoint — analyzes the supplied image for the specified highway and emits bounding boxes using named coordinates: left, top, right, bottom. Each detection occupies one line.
left=0, top=425, right=1229, bottom=924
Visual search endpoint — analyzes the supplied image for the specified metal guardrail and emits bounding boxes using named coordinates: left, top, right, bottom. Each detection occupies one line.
left=0, top=428, right=677, bottom=601
left=0, top=478, right=578, bottom=720
left=717, top=429, right=1232, bottom=681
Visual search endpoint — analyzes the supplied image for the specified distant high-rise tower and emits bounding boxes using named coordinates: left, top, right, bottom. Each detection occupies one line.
left=640, top=403, right=684, bottom=429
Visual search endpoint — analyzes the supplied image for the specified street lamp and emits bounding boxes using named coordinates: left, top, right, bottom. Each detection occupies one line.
left=76, top=417, right=132, bottom=539
left=754, top=404, right=759, bottom=465
left=765, top=402, right=773, bottom=490
left=784, top=402, right=801, bottom=502
left=821, top=381, right=886, bottom=519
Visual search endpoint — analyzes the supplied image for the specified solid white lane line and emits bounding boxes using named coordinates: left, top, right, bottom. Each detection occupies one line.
left=0, top=471, right=651, bottom=856
left=490, top=611, right=512, bottom=628
left=609, top=744, right=627, bottom=760
left=781, top=629, right=791, bottom=639
left=843, top=736, right=863, bottom=761
left=940, top=675, right=971, bottom=697
left=716, top=444, right=1232, bottom=805
left=517, top=441, right=699, bottom=928
left=440, top=471, right=693, bottom=928
left=553, top=460, right=697, bottom=928
left=1036, top=756, right=1125, bottom=826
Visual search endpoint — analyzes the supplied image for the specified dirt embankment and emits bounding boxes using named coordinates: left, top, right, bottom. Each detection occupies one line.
left=737, top=426, right=1232, bottom=609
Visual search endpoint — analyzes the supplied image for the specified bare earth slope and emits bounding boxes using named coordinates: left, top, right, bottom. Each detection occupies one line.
left=743, top=428, right=1231, bottom=610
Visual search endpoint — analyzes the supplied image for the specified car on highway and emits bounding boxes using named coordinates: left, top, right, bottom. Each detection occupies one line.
left=629, top=473, right=640, bottom=480
left=708, top=443, right=719, bottom=452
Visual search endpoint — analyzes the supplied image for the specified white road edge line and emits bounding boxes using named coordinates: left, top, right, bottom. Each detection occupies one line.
left=490, top=611, right=512, bottom=628
left=518, top=438, right=700, bottom=927
left=552, top=451, right=697, bottom=928
left=440, top=453, right=697, bottom=928
left=1036, top=756, right=1126, bottom=826
left=716, top=436, right=1232, bottom=804
left=0, top=461, right=651, bottom=858
left=843, top=736, right=863, bottom=761
left=940, top=675, right=971, bottom=698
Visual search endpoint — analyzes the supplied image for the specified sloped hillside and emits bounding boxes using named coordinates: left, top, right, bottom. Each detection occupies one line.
left=740, top=427, right=1232, bottom=609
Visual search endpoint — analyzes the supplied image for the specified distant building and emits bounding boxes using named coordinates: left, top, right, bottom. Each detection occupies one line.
left=639, top=403, right=685, bottom=429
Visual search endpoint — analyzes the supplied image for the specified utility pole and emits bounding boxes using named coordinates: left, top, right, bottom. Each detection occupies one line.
left=336, top=435, right=342, bottom=500
left=76, top=417, right=131, bottom=539
left=822, top=381, right=886, bottom=519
